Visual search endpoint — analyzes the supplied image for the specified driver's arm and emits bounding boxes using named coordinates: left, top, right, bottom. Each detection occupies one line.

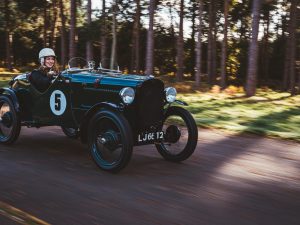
left=31, top=70, right=52, bottom=92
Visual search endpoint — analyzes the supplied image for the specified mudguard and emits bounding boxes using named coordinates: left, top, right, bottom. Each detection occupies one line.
left=79, top=102, right=121, bottom=143
left=0, top=88, right=20, bottom=112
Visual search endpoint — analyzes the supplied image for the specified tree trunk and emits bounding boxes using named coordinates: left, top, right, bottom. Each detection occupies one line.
left=211, top=1, right=217, bottom=85
left=110, top=2, right=117, bottom=70
left=288, top=0, right=297, bottom=95
left=246, top=0, right=262, bottom=97
left=131, top=0, right=141, bottom=73
left=59, top=0, right=67, bottom=67
left=43, top=3, right=49, bottom=47
left=145, top=0, right=156, bottom=75
left=4, top=0, right=13, bottom=70
left=220, top=0, right=229, bottom=89
left=195, top=0, right=203, bottom=87
left=86, top=0, right=93, bottom=61
left=69, top=0, right=76, bottom=59
left=261, top=9, right=270, bottom=83
left=167, top=1, right=176, bottom=73
left=100, top=0, right=108, bottom=68
left=207, top=1, right=214, bottom=84
left=190, top=0, right=197, bottom=79
left=282, top=7, right=289, bottom=90
left=283, top=40, right=290, bottom=90
left=176, top=0, right=184, bottom=81
left=297, top=7, right=300, bottom=93
left=50, top=0, right=58, bottom=50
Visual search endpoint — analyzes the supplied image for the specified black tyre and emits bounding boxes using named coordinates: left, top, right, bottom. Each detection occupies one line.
left=0, top=95, right=21, bottom=144
left=88, top=109, right=133, bottom=172
left=155, top=106, right=198, bottom=162
left=61, top=127, right=79, bottom=139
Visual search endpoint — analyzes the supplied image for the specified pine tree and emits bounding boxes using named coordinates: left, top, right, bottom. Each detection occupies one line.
left=195, top=0, right=203, bottom=87
left=131, top=0, right=141, bottom=73
left=86, top=0, right=93, bottom=61
left=4, top=0, right=13, bottom=70
left=246, top=0, right=262, bottom=97
left=145, top=0, right=156, bottom=75
left=100, top=0, right=108, bottom=68
left=59, top=0, right=67, bottom=67
left=220, top=0, right=229, bottom=89
left=176, top=0, right=184, bottom=81
left=69, top=0, right=77, bottom=58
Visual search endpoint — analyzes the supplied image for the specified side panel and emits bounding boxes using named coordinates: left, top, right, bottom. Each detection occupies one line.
left=29, top=78, right=77, bottom=127
left=70, top=74, right=133, bottom=124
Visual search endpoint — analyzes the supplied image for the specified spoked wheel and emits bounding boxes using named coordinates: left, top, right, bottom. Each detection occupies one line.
left=0, top=95, right=21, bottom=144
left=61, top=127, right=79, bottom=138
left=155, top=106, right=198, bottom=162
left=88, top=109, right=133, bottom=172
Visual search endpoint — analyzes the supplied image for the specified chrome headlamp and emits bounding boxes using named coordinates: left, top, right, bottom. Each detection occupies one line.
left=165, top=87, right=177, bottom=103
left=119, top=87, right=135, bottom=105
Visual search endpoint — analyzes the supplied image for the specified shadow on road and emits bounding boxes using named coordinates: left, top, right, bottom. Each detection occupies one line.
left=1, top=126, right=299, bottom=225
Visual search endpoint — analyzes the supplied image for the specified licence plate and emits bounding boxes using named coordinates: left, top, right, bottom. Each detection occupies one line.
left=137, top=131, right=164, bottom=143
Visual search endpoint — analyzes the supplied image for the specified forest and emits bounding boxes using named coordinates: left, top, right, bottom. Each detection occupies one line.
left=0, top=0, right=299, bottom=96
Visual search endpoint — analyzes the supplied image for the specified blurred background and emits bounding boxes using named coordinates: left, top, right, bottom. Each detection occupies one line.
left=0, top=3, right=300, bottom=224
left=0, top=0, right=299, bottom=95
left=0, top=0, right=299, bottom=140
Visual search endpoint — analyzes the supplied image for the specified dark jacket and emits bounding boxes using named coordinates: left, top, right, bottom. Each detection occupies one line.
left=30, top=69, right=52, bottom=92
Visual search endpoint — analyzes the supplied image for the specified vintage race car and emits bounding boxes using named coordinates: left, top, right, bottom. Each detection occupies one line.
left=0, top=58, right=198, bottom=172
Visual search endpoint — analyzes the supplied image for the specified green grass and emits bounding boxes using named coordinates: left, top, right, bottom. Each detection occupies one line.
left=0, top=76, right=11, bottom=87
left=1, top=75, right=299, bottom=141
left=179, top=90, right=300, bottom=141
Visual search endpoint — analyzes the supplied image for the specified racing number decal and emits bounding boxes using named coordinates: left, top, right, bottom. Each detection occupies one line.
left=55, top=94, right=61, bottom=111
left=50, top=90, right=67, bottom=116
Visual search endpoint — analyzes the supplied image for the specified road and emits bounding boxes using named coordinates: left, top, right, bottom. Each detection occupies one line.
left=0, top=127, right=300, bottom=225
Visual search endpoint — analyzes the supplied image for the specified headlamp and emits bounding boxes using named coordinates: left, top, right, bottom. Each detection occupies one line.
left=165, top=87, right=177, bottom=103
left=119, top=87, right=135, bottom=105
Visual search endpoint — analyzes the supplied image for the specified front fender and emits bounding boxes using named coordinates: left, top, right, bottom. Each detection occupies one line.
left=174, top=99, right=188, bottom=106
left=0, top=88, right=20, bottom=113
left=79, top=102, right=122, bottom=143
left=164, top=100, right=188, bottom=114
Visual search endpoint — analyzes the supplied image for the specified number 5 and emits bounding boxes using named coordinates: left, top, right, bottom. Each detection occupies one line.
left=55, top=93, right=61, bottom=111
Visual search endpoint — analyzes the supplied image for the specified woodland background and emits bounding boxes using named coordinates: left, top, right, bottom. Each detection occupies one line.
left=0, top=0, right=299, bottom=96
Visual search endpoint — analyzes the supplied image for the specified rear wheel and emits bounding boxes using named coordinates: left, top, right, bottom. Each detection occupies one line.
left=0, top=95, right=21, bottom=144
left=88, top=109, right=133, bottom=172
left=155, top=106, right=198, bottom=162
left=61, top=127, right=79, bottom=139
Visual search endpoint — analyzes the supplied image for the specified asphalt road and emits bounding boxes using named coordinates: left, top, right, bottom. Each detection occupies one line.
left=0, top=127, right=300, bottom=225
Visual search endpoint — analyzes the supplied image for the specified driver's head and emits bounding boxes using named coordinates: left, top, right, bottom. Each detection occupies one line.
left=39, top=48, right=56, bottom=69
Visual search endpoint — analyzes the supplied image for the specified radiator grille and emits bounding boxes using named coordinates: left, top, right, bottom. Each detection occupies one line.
left=136, top=79, right=164, bottom=131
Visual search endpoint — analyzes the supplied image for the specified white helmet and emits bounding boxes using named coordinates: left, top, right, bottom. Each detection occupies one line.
left=39, top=48, right=56, bottom=65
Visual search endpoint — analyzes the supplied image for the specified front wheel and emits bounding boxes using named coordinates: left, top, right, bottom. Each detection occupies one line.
left=0, top=95, right=21, bottom=144
left=88, top=109, right=133, bottom=172
left=155, top=106, right=198, bottom=162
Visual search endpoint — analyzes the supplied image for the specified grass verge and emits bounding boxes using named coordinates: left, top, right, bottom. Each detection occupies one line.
left=179, top=90, right=300, bottom=141
left=0, top=76, right=11, bottom=88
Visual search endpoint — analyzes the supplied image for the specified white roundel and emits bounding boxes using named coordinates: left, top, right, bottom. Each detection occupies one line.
left=50, top=90, right=67, bottom=116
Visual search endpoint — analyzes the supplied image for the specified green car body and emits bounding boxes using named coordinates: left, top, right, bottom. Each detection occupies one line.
left=0, top=66, right=198, bottom=172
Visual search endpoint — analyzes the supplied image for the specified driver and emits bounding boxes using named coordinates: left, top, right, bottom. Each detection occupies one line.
left=31, top=48, right=59, bottom=92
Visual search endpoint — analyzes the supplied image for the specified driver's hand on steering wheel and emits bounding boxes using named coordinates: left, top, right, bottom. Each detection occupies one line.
left=47, top=70, right=57, bottom=78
